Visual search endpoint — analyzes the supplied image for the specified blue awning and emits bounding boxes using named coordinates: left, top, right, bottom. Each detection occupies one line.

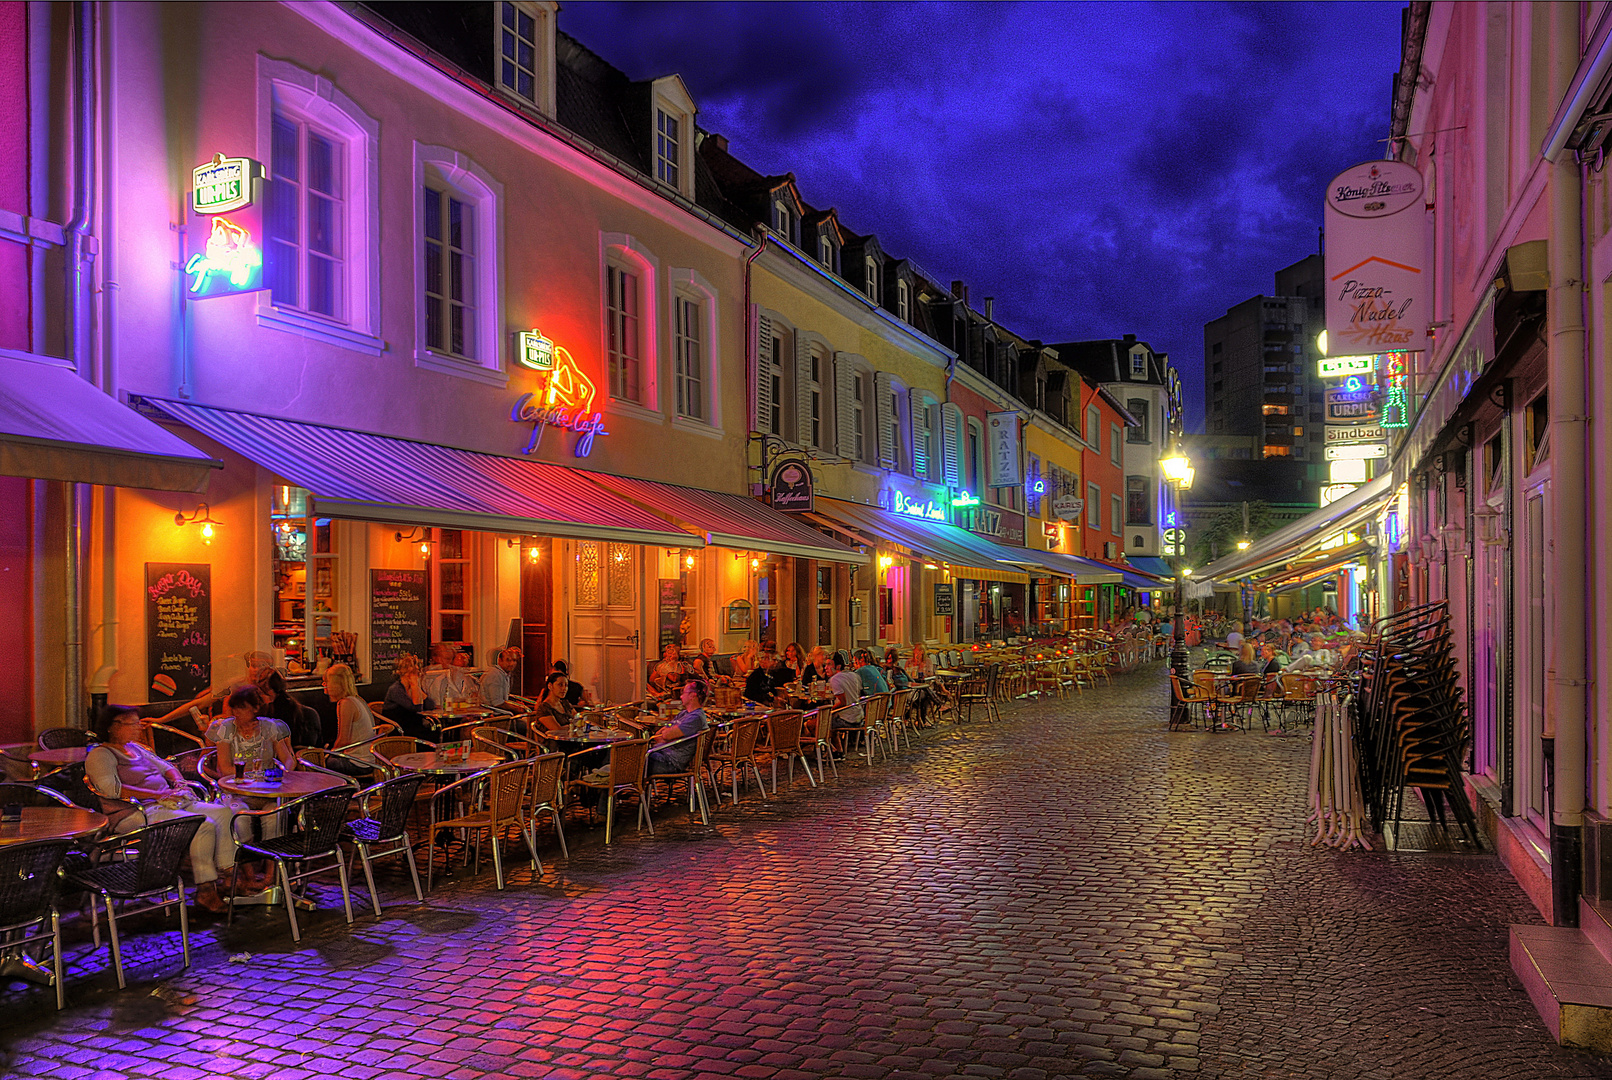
left=1126, top=556, right=1175, bottom=579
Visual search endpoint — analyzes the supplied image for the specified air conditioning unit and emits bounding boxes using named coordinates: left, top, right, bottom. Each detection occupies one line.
left=1104, top=542, right=1118, bottom=559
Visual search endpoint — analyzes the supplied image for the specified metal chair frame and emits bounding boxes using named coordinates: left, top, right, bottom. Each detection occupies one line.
left=67, top=815, right=203, bottom=988
left=0, top=839, right=72, bottom=1009
left=342, top=773, right=427, bottom=914
left=229, top=788, right=357, bottom=943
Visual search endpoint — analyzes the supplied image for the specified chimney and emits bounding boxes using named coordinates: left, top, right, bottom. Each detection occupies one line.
left=951, top=280, right=968, bottom=305
left=984, top=297, right=995, bottom=322
left=1123, top=333, right=1136, bottom=344
left=707, top=132, right=728, bottom=153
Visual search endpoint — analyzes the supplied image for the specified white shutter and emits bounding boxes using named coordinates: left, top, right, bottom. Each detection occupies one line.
left=795, top=335, right=814, bottom=448
left=834, top=353, right=858, bottom=459
left=875, top=372, right=896, bottom=469
left=753, top=310, right=773, bottom=433
left=940, top=402, right=963, bottom=487
left=910, top=394, right=930, bottom=478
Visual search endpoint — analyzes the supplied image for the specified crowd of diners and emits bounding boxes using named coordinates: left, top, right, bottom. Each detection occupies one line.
left=1200, top=609, right=1367, bottom=678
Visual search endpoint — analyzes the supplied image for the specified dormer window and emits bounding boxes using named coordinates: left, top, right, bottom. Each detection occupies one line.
left=495, top=2, right=556, bottom=117
left=1130, top=350, right=1147, bottom=378
left=818, top=232, right=833, bottom=270
left=896, top=280, right=910, bottom=322
left=773, top=200, right=794, bottom=242
left=655, top=110, right=680, bottom=189
left=863, top=256, right=880, bottom=304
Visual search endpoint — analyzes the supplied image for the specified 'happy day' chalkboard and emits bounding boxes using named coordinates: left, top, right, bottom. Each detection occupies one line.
left=146, top=562, right=211, bottom=700
left=371, top=568, right=429, bottom=679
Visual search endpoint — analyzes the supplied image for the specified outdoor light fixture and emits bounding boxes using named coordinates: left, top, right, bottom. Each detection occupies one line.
left=684, top=554, right=696, bottom=569
left=750, top=558, right=761, bottom=570
left=395, top=527, right=432, bottom=555
left=878, top=555, right=894, bottom=570
left=175, top=503, right=222, bottom=543
left=527, top=547, right=541, bottom=564
left=1160, top=452, right=1193, bottom=487
left=923, top=562, right=939, bottom=570
left=1317, top=330, right=1329, bottom=355
left=1236, top=540, right=1252, bottom=551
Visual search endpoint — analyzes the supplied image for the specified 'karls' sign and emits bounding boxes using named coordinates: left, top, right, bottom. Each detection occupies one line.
left=1324, top=423, right=1385, bottom=445
left=1325, top=387, right=1381, bottom=422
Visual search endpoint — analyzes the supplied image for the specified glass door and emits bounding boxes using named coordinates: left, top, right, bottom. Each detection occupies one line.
left=569, top=540, right=642, bottom=704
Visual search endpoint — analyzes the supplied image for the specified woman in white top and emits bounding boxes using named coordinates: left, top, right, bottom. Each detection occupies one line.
left=324, top=663, right=376, bottom=763
left=88, top=704, right=242, bottom=913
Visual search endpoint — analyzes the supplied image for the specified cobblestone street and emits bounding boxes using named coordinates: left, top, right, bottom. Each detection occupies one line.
left=3, top=661, right=1609, bottom=1079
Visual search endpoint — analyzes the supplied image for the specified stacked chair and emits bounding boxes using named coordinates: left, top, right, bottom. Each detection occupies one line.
left=1355, top=601, right=1480, bottom=847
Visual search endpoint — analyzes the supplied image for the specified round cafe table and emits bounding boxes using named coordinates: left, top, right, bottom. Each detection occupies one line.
left=0, top=806, right=107, bottom=847
left=389, top=751, right=503, bottom=777
left=29, top=746, right=89, bottom=768
left=216, top=770, right=349, bottom=802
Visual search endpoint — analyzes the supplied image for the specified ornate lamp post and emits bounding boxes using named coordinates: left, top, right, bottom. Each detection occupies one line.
left=1160, top=450, right=1194, bottom=726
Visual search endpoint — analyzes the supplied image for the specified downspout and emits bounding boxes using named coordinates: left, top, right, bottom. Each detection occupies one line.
left=89, top=0, right=119, bottom=711
left=1544, top=25, right=1589, bottom=927
left=743, top=228, right=768, bottom=487
left=63, top=0, right=96, bottom=728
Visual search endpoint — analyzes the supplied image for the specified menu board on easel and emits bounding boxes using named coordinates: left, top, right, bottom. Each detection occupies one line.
left=370, top=568, right=429, bottom=680
left=146, top=563, right=211, bottom=701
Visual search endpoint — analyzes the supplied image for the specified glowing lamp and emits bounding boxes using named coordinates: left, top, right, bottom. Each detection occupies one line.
left=1160, top=453, right=1192, bottom=485
left=1236, top=540, right=1251, bottom=551
left=684, top=554, right=696, bottom=569
left=1317, top=330, right=1328, bottom=355
left=174, top=504, right=223, bottom=544
left=527, top=547, right=541, bottom=563
left=878, top=555, right=894, bottom=570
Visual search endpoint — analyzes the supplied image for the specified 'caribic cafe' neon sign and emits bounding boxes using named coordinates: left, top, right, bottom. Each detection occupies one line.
left=510, top=330, right=610, bottom=457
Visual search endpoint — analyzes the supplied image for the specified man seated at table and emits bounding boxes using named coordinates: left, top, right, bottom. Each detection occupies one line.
left=689, top=638, right=722, bottom=682
left=744, top=652, right=788, bottom=706
left=421, top=642, right=470, bottom=708
left=827, top=651, right=866, bottom=732
left=647, top=679, right=709, bottom=776
left=853, top=649, right=890, bottom=695
left=480, top=646, right=522, bottom=710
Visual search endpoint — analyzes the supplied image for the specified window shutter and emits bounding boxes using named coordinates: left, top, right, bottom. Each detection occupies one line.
left=875, top=372, right=896, bottom=469
left=795, top=335, right=814, bottom=447
left=910, top=394, right=930, bottom=478
left=833, top=353, right=858, bottom=459
left=753, top=310, right=773, bottom=433
left=940, top=402, right=962, bottom=487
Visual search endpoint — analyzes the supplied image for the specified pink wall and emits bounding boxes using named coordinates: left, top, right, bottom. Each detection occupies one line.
left=0, top=477, right=33, bottom=744
left=0, top=1, right=30, bottom=351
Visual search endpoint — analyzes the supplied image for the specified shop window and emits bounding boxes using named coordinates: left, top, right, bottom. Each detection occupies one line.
left=817, top=565, right=833, bottom=647
left=432, top=529, right=470, bottom=644
left=270, top=486, right=342, bottom=672
left=674, top=294, right=705, bottom=421
left=758, top=562, right=778, bottom=643
left=267, top=114, right=344, bottom=319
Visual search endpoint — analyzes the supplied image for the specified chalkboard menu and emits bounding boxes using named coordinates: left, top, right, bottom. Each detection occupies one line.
left=658, top=579, right=682, bottom=651
left=371, top=568, right=429, bottom=680
left=933, top=582, right=955, bottom=617
left=146, top=562, right=211, bottom=700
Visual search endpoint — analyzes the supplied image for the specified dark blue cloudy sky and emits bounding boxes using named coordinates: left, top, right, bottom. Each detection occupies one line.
left=559, top=1, right=1407, bottom=429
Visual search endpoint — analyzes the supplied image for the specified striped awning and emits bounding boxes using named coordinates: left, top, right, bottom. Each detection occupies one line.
left=808, top=499, right=1029, bottom=584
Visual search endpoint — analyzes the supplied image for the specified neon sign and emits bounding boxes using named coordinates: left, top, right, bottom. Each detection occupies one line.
left=1318, top=354, right=1378, bottom=379
left=952, top=491, right=980, bottom=508
left=192, top=155, right=257, bottom=215
left=185, top=217, right=262, bottom=295
left=517, top=330, right=556, bottom=372
left=889, top=491, right=947, bottom=521
left=511, top=340, right=610, bottom=457
left=1381, top=354, right=1409, bottom=428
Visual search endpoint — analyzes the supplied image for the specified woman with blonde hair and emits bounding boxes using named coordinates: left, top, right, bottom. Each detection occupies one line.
left=907, top=642, right=936, bottom=680
left=803, top=645, right=830, bottom=685
left=323, top=663, right=376, bottom=761
left=731, top=639, right=760, bottom=680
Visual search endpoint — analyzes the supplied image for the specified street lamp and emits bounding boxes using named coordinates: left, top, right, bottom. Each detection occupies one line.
left=1163, top=449, right=1194, bottom=727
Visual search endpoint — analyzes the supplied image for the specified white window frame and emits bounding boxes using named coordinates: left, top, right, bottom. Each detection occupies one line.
left=670, top=267, right=721, bottom=434
left=966, top=418, right=986, bottom=495
left=852, top=370, right=869, bottom=463
left=800, top=334, right=831, bottom=451
left=896, top=279, right=910, bottom=322
left=493, top=1, right=558, bottom=118
left=600, top=233, right=661, bottom=418
left=413, top=145, right=505, bottom=385
left=819, top=231, right=834, bottom=270
left=256, top=57, right=381, bottom=355
left=650, top=76, right=696, bottom=200
left=773, top=199, right=794, bottom=244
left=864, top=256, right=880, bottom=304
left=1087, top=482, right=1101, bottom=530
left=1130, top=350, right=1147, bottom=378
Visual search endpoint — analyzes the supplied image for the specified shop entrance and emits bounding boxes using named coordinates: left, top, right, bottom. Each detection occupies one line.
left=568, top=540, right=642, bottom=704
left=519, top=537, right=553, bottom=695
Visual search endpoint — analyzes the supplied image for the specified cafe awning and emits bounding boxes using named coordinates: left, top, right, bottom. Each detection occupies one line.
left=807, top=499, right=1029, bottom=585
left=144, top=398, right=699, bottom=547
left=1198, top=475, right=1392, bottom=584
left=1261, top=540, right=1374, bottom=594
left=1009, top=546, right=1125, bottom=585
left=1127, top=556, right=1175, bottom=579
left=581, top=475, right=867, bottom=564
left=0, top=358, right=221, bottom=492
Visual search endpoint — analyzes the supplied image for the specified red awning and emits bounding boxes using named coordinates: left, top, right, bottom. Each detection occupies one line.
left=584, top=475, right=867, bottom=563
left=144, top=399, right=698, bottom=547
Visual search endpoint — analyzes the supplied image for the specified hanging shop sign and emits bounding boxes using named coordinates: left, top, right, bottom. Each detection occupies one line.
left=986, top=411, right=1022, bottom=487
left=185, top=153, right=265, bottom=299
left=1324, top=423, right=1386, bottom=445
left=1323, top=159, right=1427, bottom=354
left=1043, top=522, right=1060, bottom=541
left=884, top=490, right=948, bottom=522
left=1051, top=495, right=1084, bottom=522
left=1324, top=442, right=1388, bottom=461
left=516, top=330, right=556, bottom=371
left=769, top=460, right=815, bottom=513
left=963, top=505, right=1026, bottom=545
left=510, top=335, right=610, bottom=457
left=1326, top=386, right=1382, bottom=421
left=1162, top=527, right=1185, bottom=557
left=1318, top=354, right=1378, bottom=379
left=1320, top=483, right=1360, bottom=506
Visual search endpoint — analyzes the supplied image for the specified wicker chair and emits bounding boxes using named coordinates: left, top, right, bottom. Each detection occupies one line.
left=1170, top=674, right=1211, bottom=729
left=36, top=728, right=89, bottom=751
left=646, top=728, right=718, bottom=825
left=229, top=788, right=356, bottom=943
left=429, top=761, right=538, bottom=890
left=706, top=717, right=769, bottom=803
left=954, top=671, right=991, bottom=723
left=756, top=710, right=814, bottom=794
left=341, top=773, right=426, bottom=914
left=567, top=738, right=652, bottom=845
left=0, top=783, right=74, bottom=809
left=0, top=838, right=71, bottom=1009
left=66, top=815, right=204, bottom=988
left=523, top=751, right=568, bottom=858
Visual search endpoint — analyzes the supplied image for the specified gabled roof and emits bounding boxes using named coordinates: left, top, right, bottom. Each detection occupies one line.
left=801, top=206, right=847, bottom=244
left=1047, top=338, right=1171, bottom=387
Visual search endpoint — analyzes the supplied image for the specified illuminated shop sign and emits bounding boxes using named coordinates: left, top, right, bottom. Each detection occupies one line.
left=510, top=337, right=610, bottom=457
left=517, top=330, right=556, bottom=371
left=1381, top=353, right=1409, bottom=428
left=1323, top=442, right=1388, bottom=461
left=1323, top=424, right=1385, bottom=445
left=1318, top=354, right=1378, bottom=379
left=886, top=491, right=948, bottom=521
left=1320, top=483, right=1359, bottom=506
left=952, top=491, right=980, bottom=508
left=1325, top=385, right=1381, bottom=422
left=185, top=153, right=264, bottom=299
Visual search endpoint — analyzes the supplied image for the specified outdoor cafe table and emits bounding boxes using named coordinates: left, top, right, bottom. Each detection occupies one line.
left=0, top=806, right=106, bottom=847
left=216, top=770, right=349, bottom=803
left=389, top=751, right=504, bottom=777
left=28, top=746, right=89, bottom=768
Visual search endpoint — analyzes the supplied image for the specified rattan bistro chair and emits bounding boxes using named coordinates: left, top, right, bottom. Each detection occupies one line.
left=707, top=717, right=769, bottom=804
left=341, top=773, right=427, bottom=914
left=430, top=760, right=538, bottom=890
left=567, top=738, right=652, bottom=845
left=36, top=728, right=90, bottom=751
left=0, top=838, right=72, bottom=1009
left=229, top=787, right=357, bottom=943
left=66, top=815, right=203, bottom=988
left=757, top=710, right=815, bottom=794
left=0, top=783, right=74, bottom=809
left=523, top=751, right=569, bottom=858
left=646, top=728, right=718, bottom=826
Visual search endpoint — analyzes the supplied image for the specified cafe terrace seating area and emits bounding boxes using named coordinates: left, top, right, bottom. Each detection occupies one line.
left=0, top=634, right=1155, bottom=1009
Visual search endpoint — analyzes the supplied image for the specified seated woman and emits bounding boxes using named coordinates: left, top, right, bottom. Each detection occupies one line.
left=551, top=659, right=594, bottom=708
left=744, top=653, right=785, bottom=706
left=730, top=640, right=760, bottom=681
left=381, top=653, right=436, bottom=738
left=802, top=646, right=830, bottom=687
left=881, top=647, right=911, bottom=690
left=781, top=642, right=805, bottom=684
left=1230, top=642, right=1262, bottom=676
left=207, top=684, right=298, bottom=778
left=689, top=638, right=722, bottom=682
left=647, top=679, right=709, bottom=776
left=88, top=704, right=243, bottom=913
left=322, top=663, right=377, bottom=771
left=648, top=643, right=690, bottom=695
left=906, top=642, right=937, bottom=681
left=255, top=667, right=323, bottom=748
left=532, top=671, right=578, bottom=734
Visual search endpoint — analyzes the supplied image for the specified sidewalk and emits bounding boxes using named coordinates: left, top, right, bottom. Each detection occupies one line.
left=1, top=663, right=1608, bottom=1079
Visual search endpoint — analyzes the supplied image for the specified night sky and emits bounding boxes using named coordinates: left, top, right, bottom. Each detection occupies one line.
left=559, top=1, right=1406, bottom=430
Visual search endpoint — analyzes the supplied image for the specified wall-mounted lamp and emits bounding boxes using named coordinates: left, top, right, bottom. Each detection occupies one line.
left=922, top=562, right=939, bottom=571
left=175, top=503, right=223, bottom=544
left=1236, top=539, right=1251, bottom=551
left=750, top=557, right=761, bottom=571
left=877, top=555, right=894, bottom=570
left=684, top=553, right=697, bottom=569
left=395, top=527, right=432, bottom=556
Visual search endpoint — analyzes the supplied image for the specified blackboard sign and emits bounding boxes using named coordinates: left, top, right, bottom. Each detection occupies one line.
left=146, top=563, right=211, bottom=700
left=658, top=579, right=683, bottom=651
left=933, top=582, right=955, bottom=617
left=371, top=568, right=429, bottom=679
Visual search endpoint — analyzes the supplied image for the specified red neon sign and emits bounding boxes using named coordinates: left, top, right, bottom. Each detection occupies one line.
left=511, top=343, right=610, bottom=457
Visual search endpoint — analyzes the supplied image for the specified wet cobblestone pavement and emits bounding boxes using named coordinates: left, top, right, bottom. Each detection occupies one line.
left=3, top=660, right=1611, bottom=1079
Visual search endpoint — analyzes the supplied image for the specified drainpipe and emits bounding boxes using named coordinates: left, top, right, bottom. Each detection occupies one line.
left=63, top=0, right=96, bottom=728
left=88, top=2, right=119, bottom=713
